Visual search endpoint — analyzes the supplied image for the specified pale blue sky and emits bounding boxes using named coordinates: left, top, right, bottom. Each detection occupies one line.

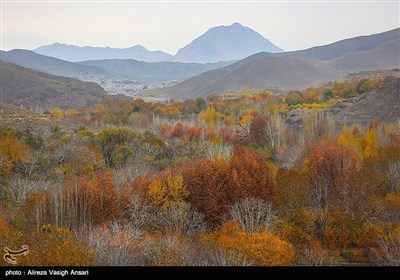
left=1, top=1, right=399, bottom=54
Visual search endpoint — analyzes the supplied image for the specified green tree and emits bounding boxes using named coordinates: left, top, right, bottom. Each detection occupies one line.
left=194, top=98, right=207, bottom=114
left=96, top=127, right=139, bottom=168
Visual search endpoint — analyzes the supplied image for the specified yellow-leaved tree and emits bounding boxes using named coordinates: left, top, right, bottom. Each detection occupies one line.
left=148, top=175, right=188, bottom=209
left=0, top=133, right=32, bottom=176
left=200, top=106, right=221, bottom=128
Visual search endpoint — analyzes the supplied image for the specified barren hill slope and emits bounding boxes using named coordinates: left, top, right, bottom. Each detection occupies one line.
left=1, top=49, right=110, bottom=78
left=0, top=61, right=106, bottom=109
left=148, top=56, right=344, bottom=99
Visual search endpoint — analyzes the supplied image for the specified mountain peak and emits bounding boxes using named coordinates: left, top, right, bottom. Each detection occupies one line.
left=129, top=44, right=147, bottom=51
left=175, top=23, right=283, bottom=63
left=231, top=22, right=243, bottom=27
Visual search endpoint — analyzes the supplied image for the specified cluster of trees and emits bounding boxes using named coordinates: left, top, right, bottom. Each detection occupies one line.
left=1, top=73, right=399, bottom=266
left=285, top=71, right=398, bottom=107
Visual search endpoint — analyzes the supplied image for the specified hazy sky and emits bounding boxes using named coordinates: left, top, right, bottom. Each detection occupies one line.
left=1, top=1, right=399, bottom=54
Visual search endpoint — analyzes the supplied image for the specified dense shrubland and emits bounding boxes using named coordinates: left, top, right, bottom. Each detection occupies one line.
left=1, top=72, right=400, bottom=266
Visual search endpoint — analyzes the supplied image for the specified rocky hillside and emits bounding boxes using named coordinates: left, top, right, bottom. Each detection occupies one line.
left=286, top=77, right=400, bottom=129
left=324, top=77, right=400, bottom=126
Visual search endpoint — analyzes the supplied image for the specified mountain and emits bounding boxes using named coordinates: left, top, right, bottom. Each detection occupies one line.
left=286, top=27, right=400, bottom=61
left=148, top=56, right=343, bottom=99
left=174, top=22, right=283, bottom=63
left=324, top=77, right=400, bottom=126
left=329, top=39, right=400, bottom=72
left=33, top=23, right=282, bottom=64
left=79, top=59, right=233, bottom=84
left=34, top=43, right=173, bottom=62
left=0, top=61, right=106, bottom=109
left=148, top=28, right=400, bottom=99
left=1, top=49, right=110, bottom=78
left=0, top=49, right=233, bottom=84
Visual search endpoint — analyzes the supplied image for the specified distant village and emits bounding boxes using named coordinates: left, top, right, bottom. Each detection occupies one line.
left=76, top=72, right=177, bottom=98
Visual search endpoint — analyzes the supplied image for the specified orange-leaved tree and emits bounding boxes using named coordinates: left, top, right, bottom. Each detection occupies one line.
left=204, top=221, right=295, bottom=266
left=182, top=146, right=277, bottom=226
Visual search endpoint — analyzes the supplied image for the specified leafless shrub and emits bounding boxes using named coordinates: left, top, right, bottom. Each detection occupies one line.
left=205, top=142, right=233, bottom=160
left=155, top=202, right=207, bottom=237
left=236, top=121, right=252, bottom=144
left=265, top=114, right=286, bottom=150
left=87, top=223, right=145, bottom=266
left=144, top=235, right=250, bottom=266
left=185, top=246, right=251, bottom=266
left=372, top=235, right=400, bottom=266
left=126, top=195, right=156, bottom=231
left=229, top=197, right=275, bottom=233
left=297, top=243, right=336, bottom=266
left=127, top=195, right=207, bottom=236
left=143, top=235, right=187, bottom=266
left=86, top=221, right=250, bottom=266
left=316, top=116, right=335, bottom=141
left=114, top=163, right=152, bottom=189
left=302, top=109, right=319, bottom=142
left=276, top=143, right=304, bottom=169
left=7, top=176, right=56, bottom=203
left=388, top=161, right=400, bottom=193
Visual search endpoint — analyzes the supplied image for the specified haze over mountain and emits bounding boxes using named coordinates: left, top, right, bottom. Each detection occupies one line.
left=79, top=59, right=233, bottom=84
left=174, top=22, right=283, bottom=63
left=0, top=49, right=110, bottom=78
left=0, top=61, right=106, bottom=109
left=32, top=23, right=283, bottom=63
left=34, top=43, right=173, bottom=63
left=148, top=28, right=400, bottom=99
left=1, top=49, right=234, bottom=85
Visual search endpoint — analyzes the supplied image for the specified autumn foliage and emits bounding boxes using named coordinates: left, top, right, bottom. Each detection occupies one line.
left=181, top=146, right=277, bottom=225
left=1, top=73, right=400, bottom=266
left=204, top=221, right=295, bottom=266
left=0, top=221, right=93, bottom=266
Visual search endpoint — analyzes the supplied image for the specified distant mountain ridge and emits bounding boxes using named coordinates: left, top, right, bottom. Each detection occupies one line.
left=78, top=59, right=233, bottom=84
left=0, top=49, right=235, bottom=85
left=32, top=23, right=283, bottom=63
left=34, top=43, right=173, bottom=63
